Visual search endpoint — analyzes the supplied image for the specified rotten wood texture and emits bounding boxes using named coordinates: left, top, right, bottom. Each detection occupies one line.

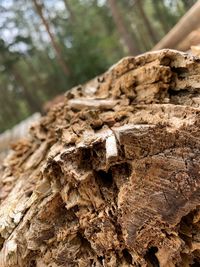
left=0, top=113, right=41, bottom=165
left=0, top=50, right=200, bottom=267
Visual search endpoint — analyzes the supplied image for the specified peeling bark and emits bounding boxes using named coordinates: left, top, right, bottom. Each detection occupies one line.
left=0, top=50, right=200, bottom=266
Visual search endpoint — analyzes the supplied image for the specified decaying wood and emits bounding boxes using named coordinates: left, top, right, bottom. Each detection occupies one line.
left=0, top=49, right=200, bottom=267
left=0, top=113, right=41, bottom=164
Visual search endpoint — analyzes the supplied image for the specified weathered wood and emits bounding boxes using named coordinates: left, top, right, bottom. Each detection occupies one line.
left=0, top=49, right=200, bottom=266
left=0, top=113, right=41, bottom=164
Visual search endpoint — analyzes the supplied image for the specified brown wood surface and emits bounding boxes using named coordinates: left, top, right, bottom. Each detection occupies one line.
left=0, top=50, right=200, bottom=266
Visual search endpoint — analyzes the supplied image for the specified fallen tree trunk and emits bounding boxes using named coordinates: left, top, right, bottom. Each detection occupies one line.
left=0, top=49, right=200, bottom=266
left=152, top=0, right=200, bottom=51
left=176, top=28, right=200, bottom=52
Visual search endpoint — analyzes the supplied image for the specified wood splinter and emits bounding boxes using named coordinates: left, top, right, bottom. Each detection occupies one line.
left=105, top=133, right=118, bottom=162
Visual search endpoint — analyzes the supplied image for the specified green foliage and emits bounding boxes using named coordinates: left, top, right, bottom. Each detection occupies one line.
left=0, top=0, right=195, bottom=132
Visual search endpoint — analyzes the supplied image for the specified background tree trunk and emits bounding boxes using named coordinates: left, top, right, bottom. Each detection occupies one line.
left=63, top=0, right=75, bottom=22
left=107, top=0, right=140, bottom=55
left=32, top=0, right=70, bottom=76
left=136, top=0, right=158, bottom=44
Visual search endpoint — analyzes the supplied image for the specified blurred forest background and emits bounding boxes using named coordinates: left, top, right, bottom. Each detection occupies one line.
left=0, top=0, right=197, bottom=132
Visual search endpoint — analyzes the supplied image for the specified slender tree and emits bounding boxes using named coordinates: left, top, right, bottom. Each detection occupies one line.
left=107, top=0, right=140, bottom=55
left=63, top=0, right=75, bottom=22
left=32, top=0, right=70, bottom=76
left=151, top=0, right=169, bottom=34
left=136, top=0, right=158, bottom=44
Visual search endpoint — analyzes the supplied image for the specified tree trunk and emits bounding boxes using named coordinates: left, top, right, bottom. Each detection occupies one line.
left=0, top=50, right=200, bottom=266
left=175, top=28, right=200, bottom=52
left=152, top=0, right=172, bottom=35
left=136, top=0, right=158, bottom=44
left=63, top=0, right=75, bottom=22
left=153, top=0, right=200, bottom=50
left=32, top=0, right=70, bottom=76
left=107, top=0, right=140, bottom=55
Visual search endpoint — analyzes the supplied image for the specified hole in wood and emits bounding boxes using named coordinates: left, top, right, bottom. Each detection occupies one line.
left=144, top=246, right=159, bottom=267
left=96, top=169, right=113, bottom=187
left=171, top=67, right=189, bottom=78
left=122, top=249, right=133, bottom=264
left=30, top=260, right=36, bottom=267
left=98, top=256, right=104, bottom=264
left=191, top=259, right=200, bottom=266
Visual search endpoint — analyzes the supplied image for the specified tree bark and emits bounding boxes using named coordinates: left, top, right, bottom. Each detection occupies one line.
left=107, top=0, right=140, bottom=55
left=32, top=0, right=70, bottom=76
left=0, top=50, right=200, bottom=266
